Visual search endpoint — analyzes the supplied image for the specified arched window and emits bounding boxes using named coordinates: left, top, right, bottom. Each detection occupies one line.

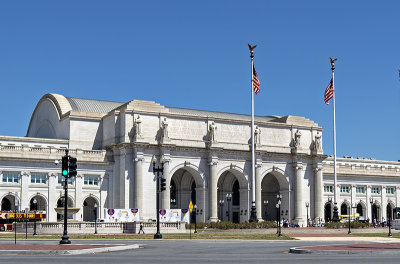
left=232, top=180, right=240, bottom=206
left=356, top=203, right=363, bottom=216
left=324, top=203, right=332, bottom=222
left=340, top=203, right=348, bottom=215
left=1, top=198, right=11, bottom=211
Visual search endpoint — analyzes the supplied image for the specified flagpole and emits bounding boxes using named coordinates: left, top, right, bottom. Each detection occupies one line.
left=330, top=57, right=340, bottom=222
left=249, top=44, right=257, bottom=222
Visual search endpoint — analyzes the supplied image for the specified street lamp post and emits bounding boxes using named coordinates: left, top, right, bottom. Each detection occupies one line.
left=226, top=194, right=232, bottom=222
left=94, top=203, right=98, bottom=234
left=348, top=203, right=352, bottom=234
left=152, top=157, right=164, bottom=239
left=32, top=199, right=37, bottom=236
left=276, top=194, right=282, bottom=237
left=194, top=204, right=198, bottom=234
left=60, top=150, right=71, bottom=245
left=263, top=200, right=268, bottom=220
left=328, top=196, right=332, bottom=222
left=219, top=200, right=224, bottom=221
left=305, top=202, right=309, bottom=227
left=388, top=214, right=392, bottom=237
left=14, top=198, right=19, bottom=245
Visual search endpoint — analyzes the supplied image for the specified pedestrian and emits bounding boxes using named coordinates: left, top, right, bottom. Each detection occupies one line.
left=139, top=223, right=145, bottom=234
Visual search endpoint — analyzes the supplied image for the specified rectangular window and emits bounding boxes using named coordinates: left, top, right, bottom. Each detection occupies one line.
left=2, top=172, right=19, bottom=183
left=371, top=187, right=380, bottom=194
left=356, top=186, right=365, bottom=194
left=84, top=176, right=99, bottom=186
left=31, top=173, right=47, bottom=184
left=340, top=186, right=350, bottom=193
left=386, top=187, right=395, bottom=194
left=58, top=176, right=74, bottom=185
left=324, top=185, right=333, bottom=193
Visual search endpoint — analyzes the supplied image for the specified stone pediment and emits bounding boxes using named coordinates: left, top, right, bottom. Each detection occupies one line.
left=270, top=115, right=318, bottom=127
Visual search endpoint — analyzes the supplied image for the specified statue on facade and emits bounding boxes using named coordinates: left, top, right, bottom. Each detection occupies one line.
left=294, top=130, right=301, bottom=148
left=254, top=125, right=261, bottom=145
left=314, top=131, right=322, bottom=151
left=209, top=121, right=217, bottom=142
left=134, top=115, right=142, bottom=138
left=161, top=117, right=169, bottom=140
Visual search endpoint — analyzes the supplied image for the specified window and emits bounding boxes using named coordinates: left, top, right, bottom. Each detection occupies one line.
left=58, top=176, right=74, bottom=185
left=84, top=176, right=99, bottom=186
left=31, top=173, right=47, bottom=184
left=340, top=186, right=350, bottom=193
left=386, top=187, right=395, bottom=195
left=2, top=172, right=19, bottom=183
left=356, top=186, right=365, bottom=194
left=371, top=187, right=380, bottom=194
left=324, top=185, right=333, bottom=193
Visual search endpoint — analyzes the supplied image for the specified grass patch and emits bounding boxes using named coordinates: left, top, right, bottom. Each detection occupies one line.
left=0, top=232, right=293, bottom=240
left=352, top=233, right=400, bottom=238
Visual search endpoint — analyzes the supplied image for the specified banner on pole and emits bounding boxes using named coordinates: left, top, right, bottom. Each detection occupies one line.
left=104, top=208, right=140, bottom=222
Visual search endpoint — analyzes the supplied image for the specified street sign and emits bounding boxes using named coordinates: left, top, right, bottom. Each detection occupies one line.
left=189, top=200, right=193, bottom=213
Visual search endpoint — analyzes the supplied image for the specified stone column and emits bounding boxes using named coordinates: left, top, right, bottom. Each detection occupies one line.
left=255, top=162, right=262, bottom=221
left=240, top=188, right=250, bottom=222
left=20, top=171, right=29, bottom=211
left=294, top=163, right=304, bottom=224
left=209, top=159, right=218, bottom=222
left=47, top=173, right=57, bottom=222
left=313, top=166, right=323, bottom=222
left=134, top=156, right=143, bottom=215
left=75, top=174, right=83, bottom=221
left=381, top=186, right=386, bottom=222
left=367, top=185, right=372, bottom=222
left=161, top=156, right=171, bottom=210
left=195, top=187, right=206, bottom=222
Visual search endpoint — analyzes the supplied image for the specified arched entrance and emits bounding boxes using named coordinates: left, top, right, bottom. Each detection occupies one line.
left=340, top=203, right=348, bottom=215
left=170, top=168, right=200, bottom=212
left=217, top=170, right=246, bottom=223
left=372, top=204, right=380, bottom=221
left=356, top=203, right=364, bottom=218
left=83, top=197, right=98, bottom=221
left=56, top=196, right=73, bottom=221
left=387, top=204, right=393, bottom=219
left=1, top=195, right=17, bottom=211
left=324, top=202, right=332, bottom=222
left=29, top=196, right=46, bottom=211
left=261, top=173, right=280, bottom=221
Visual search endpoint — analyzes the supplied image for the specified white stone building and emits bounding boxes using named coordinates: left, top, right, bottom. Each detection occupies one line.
left=0, top=93, right=399, bottom=225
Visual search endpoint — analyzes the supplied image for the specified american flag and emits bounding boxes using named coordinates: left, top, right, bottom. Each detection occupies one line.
left=252, top=65, right=260, bottom=94
left=324, top=79, right=333, bottom=105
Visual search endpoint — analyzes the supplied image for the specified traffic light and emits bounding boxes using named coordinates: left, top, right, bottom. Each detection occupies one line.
left=61, top=156, right=68, bottom=176
left=160, top=178, right=166, bottom=192
left=68, top=156, right=77, bottom=177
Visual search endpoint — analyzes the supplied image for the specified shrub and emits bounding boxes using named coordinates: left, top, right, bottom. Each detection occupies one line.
left=185, top=221, right=277, bottom=230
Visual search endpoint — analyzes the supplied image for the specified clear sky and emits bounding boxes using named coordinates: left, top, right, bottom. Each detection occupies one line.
left=0, top=1, right=399, bottom=161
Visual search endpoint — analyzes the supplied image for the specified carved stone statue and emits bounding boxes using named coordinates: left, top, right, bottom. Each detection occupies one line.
left=209, top=121, right=217, bottom=142
left=254, top=125, right=261, bottom=145
left=294, top=130, right=301, bottom=148
left=161, top=117, right=169, bottom=139
left=134, top=115, right=142, bottom=138
left=314, top=132, right=322, bottom=151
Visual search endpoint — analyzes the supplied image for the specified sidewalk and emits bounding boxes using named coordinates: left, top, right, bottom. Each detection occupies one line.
left=290, top=242, right=400, bottom=255
left=0, top=243, right=141, bottom=255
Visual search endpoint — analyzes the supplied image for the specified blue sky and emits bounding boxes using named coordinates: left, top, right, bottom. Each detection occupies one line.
left=0, top=1, right=399, bottom=161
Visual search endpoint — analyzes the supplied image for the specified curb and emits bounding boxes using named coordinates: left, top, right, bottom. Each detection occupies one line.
left=289, top=247, right=400, bottom=255
left=0, top=244, right=141, bottom=255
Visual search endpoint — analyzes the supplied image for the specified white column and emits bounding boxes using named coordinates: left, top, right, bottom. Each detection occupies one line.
left=20, top=171, right=29, bottom=211
left=161, top=156, right=171, bottom=210
left=255, top=162, right=262, bottom=221
left=134, top=156, right=143, bottom=214
left=314, top=166, right=323, bottom=222
left=195, top=187, right=206, bottom=222
left=209, top=159, right=218, bottom=222
left=367, top=185, right=372, bottom=221
left=294, top=163, right=304, bottom=224
left=47, top=173, right=57, bottom=222
left=382, top=186, right=387, bottom=221
left=75, top=174, right=84, bottom=221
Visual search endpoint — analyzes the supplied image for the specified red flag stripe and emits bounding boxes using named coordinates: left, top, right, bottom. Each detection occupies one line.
left=253, top=65, right=260, bottom=94
left=324, top=79, right=333, bottom=105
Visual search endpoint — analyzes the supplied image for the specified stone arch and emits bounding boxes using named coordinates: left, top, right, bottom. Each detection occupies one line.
left=29, top=193, right=47, bottom=211
left=82, top=195, right=100, bottom=222
left=356, top=200, right=366, bottom=218
left=1, top=194, right=19, bottom=211
left=170, top=162, right=205, bottom=188
left=260, top=167, right=290, bottom=191
left=324, top=202, right=332, bottom=222
left=340, top=201, right=349, bottom=215
left=387, top=200, right=395, bottom=219
left=56, top=195, right=74, bottom=221
left=217, top=165, right=248, bottom=190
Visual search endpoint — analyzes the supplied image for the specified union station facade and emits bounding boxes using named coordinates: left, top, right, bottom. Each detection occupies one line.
left=0, top=93, right=399, bottom=225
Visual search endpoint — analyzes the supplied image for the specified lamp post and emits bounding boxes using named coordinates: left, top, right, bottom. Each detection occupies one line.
left=219, top=200, right=224, bottom=221
left=14, top=198, right=19, bottom=244
left=194, top=204, right=198, bottom=234
left=348, top=203, right=352, bottom=234
left=60, top=149, right=71, bottom=245
left=263, top=200, right=268, bottom=220
left=276, top=194, right=282, bottom=237
left=32, top=199, right=37, bottom=236
left=388, top=213, right=392, bottom=237
left=305, top=202, right=309, bottom=227
left=328, top=196, right=332, bottom=221
left=226, top=194, right=232, bottom=222
left=94, top=203, right=98, bottom=234
left=152, top=157, right=164, bottom=239
left=370, top=197, right=374, bottom=225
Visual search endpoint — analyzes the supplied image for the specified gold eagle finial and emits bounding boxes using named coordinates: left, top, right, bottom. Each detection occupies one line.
left=248, top=44, right=257, bottom=51
left=330, top=57, right=338, bottom=68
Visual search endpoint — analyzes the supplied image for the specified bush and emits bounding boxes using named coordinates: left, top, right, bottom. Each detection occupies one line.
left=325, top=221, right=370, bottom=229
left=185, top=221, right=277, bottom=230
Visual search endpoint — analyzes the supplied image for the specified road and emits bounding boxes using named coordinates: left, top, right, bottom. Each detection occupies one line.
left=0, top=239, right=399, bottom=263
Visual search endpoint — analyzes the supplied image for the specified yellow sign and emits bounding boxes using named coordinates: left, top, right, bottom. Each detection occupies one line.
left=339, top=213, right=360, bottom=218
left=189, top=200, right=193, bottom=213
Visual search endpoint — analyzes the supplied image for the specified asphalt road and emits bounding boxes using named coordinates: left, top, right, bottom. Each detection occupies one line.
left=0, top=239, right=399, bottom=263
